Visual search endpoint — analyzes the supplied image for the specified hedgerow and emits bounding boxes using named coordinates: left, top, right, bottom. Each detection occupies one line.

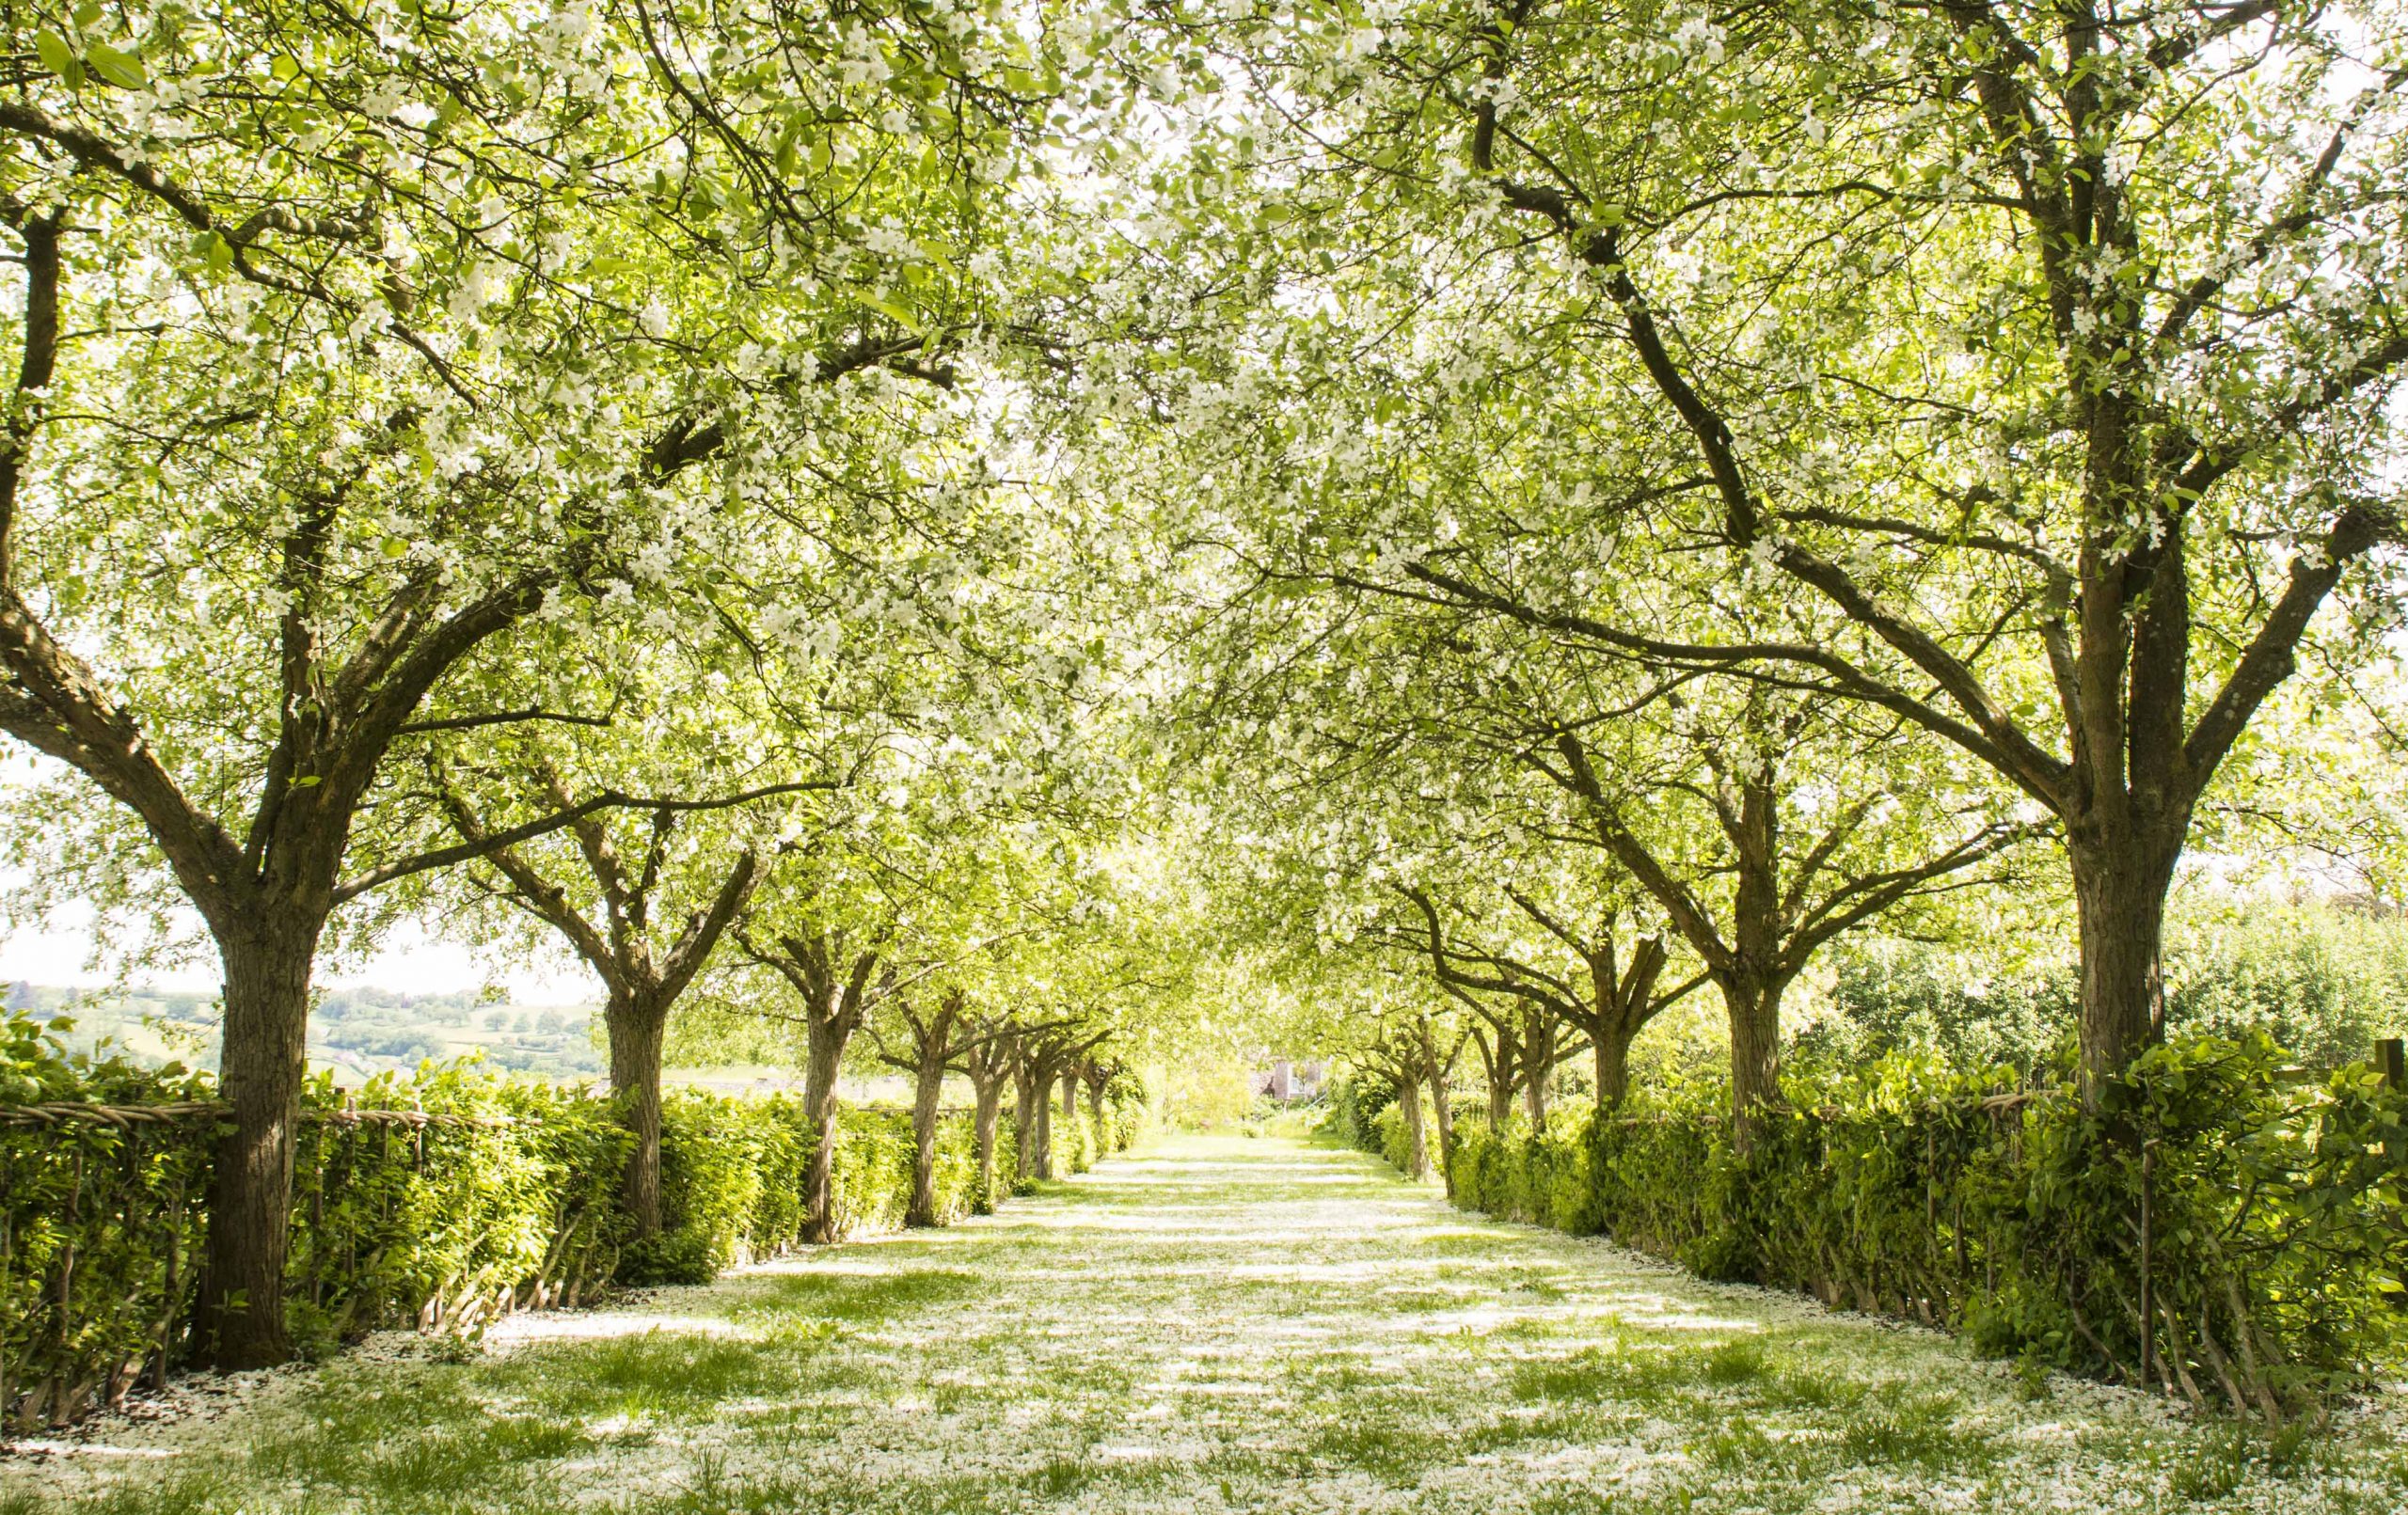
left=1396, top=1033, right=2408, bottom=1418
left=1323, top=1072, right=1396, bottom=1151
left=621, top=1098, right=1007, bottom=1286
left=285, top=1066, right=631, bottom=1346
left=2, top=1014, right=214, bottom=1427
left=4, top=1010, right=1144, bottom=1428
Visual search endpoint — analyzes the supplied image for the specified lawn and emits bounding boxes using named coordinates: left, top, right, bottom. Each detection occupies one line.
left=6, top=1134, right=2402, bottom=1514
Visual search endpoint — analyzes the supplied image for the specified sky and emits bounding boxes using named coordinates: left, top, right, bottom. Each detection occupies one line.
left=0, top=755, right=597, bottom=1002
left=0, top=899, right=598, bottom=1003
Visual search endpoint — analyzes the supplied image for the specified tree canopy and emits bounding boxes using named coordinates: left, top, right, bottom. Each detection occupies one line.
left=6, top=0, right=2406, bottom=1365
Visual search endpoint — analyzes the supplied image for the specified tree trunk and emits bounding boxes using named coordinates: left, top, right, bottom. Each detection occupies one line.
left=1486, top=1069, right=1513, bottom=1128
left=800, top=1010, right=849, bottom=1244
left=1398, top=1074, right=1429, bottom=1180
left=1523, top=1065, right=1548, bottom=1128
left=1723, top=975, right=1785, bottom=1146
left=1011, top=1063, right=1038, bottom=1180
left=2069, top=833, right=2180, bottom=1107
left=1427, top=1076, right=1455, bottom=1196
left=1594, top=1030, right=1630, bottom=1112
left=1085, top=1069, right=1109, bottom=1152
left=605, top=993, right=669, bottom=1237
left=1034, top=1083, right=1054, bottom=1180
left=972, top=1075, right=1005, bottom=1213
left=198, top=923, right=319, bottom=1369
left=1060, top=1067, right=1081, bottom=1170
left=906, top=1050, right=945, bottom=1228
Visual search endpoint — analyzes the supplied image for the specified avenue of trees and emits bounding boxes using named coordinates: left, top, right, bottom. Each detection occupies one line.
left=6, top=0, right=2407, bottom=1371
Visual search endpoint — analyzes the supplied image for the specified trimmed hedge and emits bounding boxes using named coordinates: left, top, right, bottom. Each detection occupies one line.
left=286, top=1065, right=630, bottom=1345
left=4, top=1010, right=1148, bottom=1428
left=2, top=1014, right=214, bottom=1427
left=1419, top=1033, right=2408, bottom=1417
left=1324, top=1072, right=1397, bottom=1151
left=624, top=1097, right=1006, bottom=1286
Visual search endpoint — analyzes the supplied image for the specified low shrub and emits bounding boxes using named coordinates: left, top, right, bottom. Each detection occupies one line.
left=286, top=1066, right=630, bottom=1346
left=1433, top=1033, right=2408, bottom=1417
left=7, top=1014, right=1138, bottom=1428
left=2, top=1012, right=214, bottom=1426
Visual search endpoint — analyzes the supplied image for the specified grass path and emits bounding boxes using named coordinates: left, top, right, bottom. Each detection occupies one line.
left=6, top=1132, right=2404, bottom=1514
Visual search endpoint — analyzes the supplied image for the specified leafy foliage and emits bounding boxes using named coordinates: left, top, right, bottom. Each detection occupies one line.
left=6, top=1018, right=1149, bottom=1426
left=1416, top=1033, right=2408, bottom=1418
left=1, top=1013, right=214, bottom=1427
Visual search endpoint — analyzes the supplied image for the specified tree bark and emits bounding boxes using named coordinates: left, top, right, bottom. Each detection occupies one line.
left=906, top=1049, right=946, bottom=1228
left=605, top=993, right=671, bottom=1237
left=800, top=1008, right=849, bottom=1244
left=972, top=1073, right=1006, bottom=1212
left=1398, top=1074, right=1429, bottom=1179
left=1427, top=1078, right=1455, bottom=1192
left=1033, top=1084, right=1055, bottom=1180
left=198, top=923, right=320, bottom=1369
left=1522, top=1064, right=1549, bottom=1128
left=1084, top=1065, right=1109, bottom=1152
left=2068, top=832, right=2181, bottom=1104
left=1722, top=975, right=1785, bottom=1147
left=1593, top=1033, right=1630, bottom=1112
left=1011, top=1060, right=1039, bottom=1180
left=1060, top=1065, right=1083, bottom=1171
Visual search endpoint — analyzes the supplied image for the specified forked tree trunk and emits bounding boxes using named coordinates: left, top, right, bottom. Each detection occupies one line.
left=605, top=993, right=670, bottom=1237
left=200, top=922, right=321, bottom=1369
left=906, top=1049, right=946, bottom=1228
left=800, top=1010, right=849, bottom=1244
left=1398, top=1073, right=1429, bottom=1179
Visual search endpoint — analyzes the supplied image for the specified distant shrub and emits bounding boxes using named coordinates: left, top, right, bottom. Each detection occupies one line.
left=1323, top=1072, right=1397, bottom=1148
left=1813, top=904, right=2408, bottom=1079
left=2163, top=903, right=2408, bottom=1066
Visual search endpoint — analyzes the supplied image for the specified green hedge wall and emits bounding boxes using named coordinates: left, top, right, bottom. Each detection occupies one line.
left=624, top=1098, right=1006, bottom=1286
left=4, top=1009, right=1148, bottom=1428
left=3, top=1013, right=215, bottom=1428
left=1417, top=1033, right=2408, bottom=1417
left=285, top=1065, right=631, bottom=1346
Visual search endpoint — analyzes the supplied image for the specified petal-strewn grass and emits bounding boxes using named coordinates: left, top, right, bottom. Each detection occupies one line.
left=6, top=1133, right=2403, bottom=1514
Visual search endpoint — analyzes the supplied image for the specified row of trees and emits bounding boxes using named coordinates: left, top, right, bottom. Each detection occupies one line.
left=0, top=0, right=1209, bottom=1366
left=7, top=0, right=2407, bottom=1368
left=1120, top=0, right=2408, bottom=1137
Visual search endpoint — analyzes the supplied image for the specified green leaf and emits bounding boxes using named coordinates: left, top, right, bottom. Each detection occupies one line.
left=862, top=294, right=920, bottom=333
left=34, top=29, right=76, bottom=79
left=188, top=229, right=234, bottom=274
left=85, top=41, right=147, bottom=91
left=292, top=775, right=323, bottom=788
